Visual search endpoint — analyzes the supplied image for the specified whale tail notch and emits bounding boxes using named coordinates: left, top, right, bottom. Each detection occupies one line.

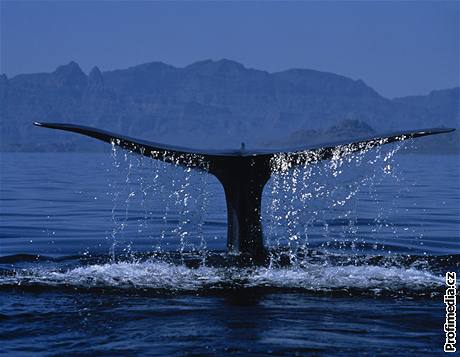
left=34, top=122, right=455, bottom=263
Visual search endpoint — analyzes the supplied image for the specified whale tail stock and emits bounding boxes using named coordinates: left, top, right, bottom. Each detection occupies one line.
left=33, top=122, right=455, bottom=263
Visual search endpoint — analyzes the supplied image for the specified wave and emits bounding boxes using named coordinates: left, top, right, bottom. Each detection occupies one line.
left=0, top=252, right=455, bottom=297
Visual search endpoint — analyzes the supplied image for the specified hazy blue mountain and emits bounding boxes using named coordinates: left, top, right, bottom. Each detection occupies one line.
left=0, top=59, right=458, bottom=152
left=392, top=88, right=460, bottom=153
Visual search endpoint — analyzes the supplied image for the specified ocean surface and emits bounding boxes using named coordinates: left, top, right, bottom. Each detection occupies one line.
left=0, top=147, right=459, bottom=356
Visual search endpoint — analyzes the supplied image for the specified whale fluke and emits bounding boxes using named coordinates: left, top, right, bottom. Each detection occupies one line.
left=34, top=122, right=455, bottom=263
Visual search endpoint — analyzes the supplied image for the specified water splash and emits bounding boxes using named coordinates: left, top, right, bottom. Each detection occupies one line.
left=107, top=146, right=210, bottom=262
left=103, top=140, right=438, bottom=278
left=0, top=257, right=446, bottom=297
left=265, top=141, right=409, bottom=265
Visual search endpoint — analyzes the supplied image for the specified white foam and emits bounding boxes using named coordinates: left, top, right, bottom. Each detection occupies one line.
left=247, top=264, right=443, bottom=291
left=3, top=260, right=444, bottom=294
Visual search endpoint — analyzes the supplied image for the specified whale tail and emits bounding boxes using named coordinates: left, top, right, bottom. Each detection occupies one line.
left=34, top=122, right=455, bottom=263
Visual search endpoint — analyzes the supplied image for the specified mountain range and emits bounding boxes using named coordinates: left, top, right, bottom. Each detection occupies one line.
left=0, top=59, right=458, bottom=152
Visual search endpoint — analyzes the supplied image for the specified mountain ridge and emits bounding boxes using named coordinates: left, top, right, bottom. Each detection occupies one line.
left=0, top=59, right=458, bottom=152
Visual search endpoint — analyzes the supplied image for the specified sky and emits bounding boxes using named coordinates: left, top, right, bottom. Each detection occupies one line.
left=1, top=0, right=458, bottom=98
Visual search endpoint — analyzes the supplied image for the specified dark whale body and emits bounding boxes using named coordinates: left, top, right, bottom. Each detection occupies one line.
left=34, top=122, right=454, bottom=263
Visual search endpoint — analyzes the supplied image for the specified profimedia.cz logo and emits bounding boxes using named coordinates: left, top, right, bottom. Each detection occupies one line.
left=444, top=272, right=457, bottom=353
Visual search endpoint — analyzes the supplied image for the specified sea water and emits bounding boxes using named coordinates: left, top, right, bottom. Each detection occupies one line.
left=0, top=148, right=458, bottom=355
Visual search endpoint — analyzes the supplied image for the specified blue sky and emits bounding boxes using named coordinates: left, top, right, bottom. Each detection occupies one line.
left=1, top=0, right=458, bottom=98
